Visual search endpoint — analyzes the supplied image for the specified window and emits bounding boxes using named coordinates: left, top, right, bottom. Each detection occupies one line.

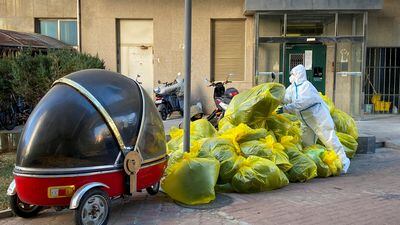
left=16, top=85, right=120, bottom=168
left=211, top=19, right=245, bottom=81
left=36, top=19, right=77, bottom=46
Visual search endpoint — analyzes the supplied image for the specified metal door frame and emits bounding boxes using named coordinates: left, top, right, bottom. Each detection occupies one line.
left=255, top=11, right=368, bottom=119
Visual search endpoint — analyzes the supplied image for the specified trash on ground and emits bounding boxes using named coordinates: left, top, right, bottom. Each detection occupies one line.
left=162, top=85, right=357, bottom=205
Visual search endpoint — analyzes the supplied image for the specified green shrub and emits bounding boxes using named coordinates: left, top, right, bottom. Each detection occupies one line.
left=0, top=58, right=13, bottom=104
left=0, top=49, right=105, bottom=107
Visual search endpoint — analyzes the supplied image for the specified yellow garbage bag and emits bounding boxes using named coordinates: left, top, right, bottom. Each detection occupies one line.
left=331, top=109, right=359, bottom=139
left=319, top=93, right=335, bottom=114
left=239, top=140, right=275, bottom=161
left=218, top=118, right=236, bottom=134
left=265, top=113, right=302, bottom=143
left=303, top=144, right=342, bottom=177
left=166, top=119, right=216, bottom=154
left=191, top=119, right=217, bottom=139
left=281, top=136, right=317, bottom=182
left=199, top=137, right=241, bottom=183
left=337, top=132, right=358, bottom=159
left=219, top=83, right=285, bottom=129
left=161, top=151, right=220, bottom=205
left=166, top=135, right=183, bottom=154
left=262, top=135, right=292, bottom=172
left=219, top=123, right=269, bottom=145
left=231, top=156, right=289, bottom=193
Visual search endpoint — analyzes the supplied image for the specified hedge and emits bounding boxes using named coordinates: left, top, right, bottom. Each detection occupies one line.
left=0, top=49, right=105, bottom=106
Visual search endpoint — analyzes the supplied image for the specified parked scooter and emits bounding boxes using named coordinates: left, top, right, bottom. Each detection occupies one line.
left=153, top=74, right=184, bottom=120
left=206, top=74, right=239, bottom=127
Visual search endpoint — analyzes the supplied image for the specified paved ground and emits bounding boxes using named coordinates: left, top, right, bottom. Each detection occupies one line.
left=2, top=147, right=400, bottom=225
left=357, top=116, right=400, bottom=149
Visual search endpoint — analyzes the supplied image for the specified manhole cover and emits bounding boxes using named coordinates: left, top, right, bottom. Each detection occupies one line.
left=174, top=193, right=233, bottom=209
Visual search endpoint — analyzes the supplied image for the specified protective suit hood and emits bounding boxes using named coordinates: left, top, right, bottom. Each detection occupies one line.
left=290, top=64, right=307, bottom=85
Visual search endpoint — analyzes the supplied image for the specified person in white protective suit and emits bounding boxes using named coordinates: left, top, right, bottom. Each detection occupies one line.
left=282, top=64, right=351, bottom=173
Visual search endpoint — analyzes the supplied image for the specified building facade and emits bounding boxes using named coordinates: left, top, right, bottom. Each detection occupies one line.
left=1, top=0, right=399, bottom=117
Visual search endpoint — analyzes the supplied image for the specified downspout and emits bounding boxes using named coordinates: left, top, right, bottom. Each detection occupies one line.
left=77, top=0, right=81, bottom=52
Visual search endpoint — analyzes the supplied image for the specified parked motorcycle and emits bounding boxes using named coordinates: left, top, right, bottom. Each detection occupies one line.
left=206, top=74, right=239, bottom=127
left=153, top=74, right=185, bottom=120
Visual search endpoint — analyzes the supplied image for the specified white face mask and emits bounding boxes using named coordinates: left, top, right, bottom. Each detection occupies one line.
left=289, top=75, right=295, bottom=84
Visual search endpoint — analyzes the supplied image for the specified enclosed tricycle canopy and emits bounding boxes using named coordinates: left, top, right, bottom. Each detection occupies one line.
left=16, top=69, right=166, bottom=173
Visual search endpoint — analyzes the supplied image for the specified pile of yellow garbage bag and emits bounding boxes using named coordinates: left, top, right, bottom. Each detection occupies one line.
left=162, top=83, right=358, bottom=205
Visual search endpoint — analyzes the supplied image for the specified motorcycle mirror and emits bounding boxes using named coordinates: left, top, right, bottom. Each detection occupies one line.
left=157, top=80, right=161, bottom=84
left=271, top=72, right=276, bottom=81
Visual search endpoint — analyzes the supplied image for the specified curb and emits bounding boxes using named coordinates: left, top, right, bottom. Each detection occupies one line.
left=384, top=141, right=400, bottom=150
left=0, top=209, right=13, bottom=219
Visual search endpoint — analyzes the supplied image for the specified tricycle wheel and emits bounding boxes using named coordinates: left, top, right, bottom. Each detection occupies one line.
left=9, top=194, right=42, bottom=218
left=146, top=182, right=160, bottom=196
left=157, top=105, right=168, bottom=121
left=75, top=188, right=110, bottom=225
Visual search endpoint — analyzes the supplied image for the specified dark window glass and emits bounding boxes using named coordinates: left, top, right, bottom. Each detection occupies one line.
left=136, top=89, right=166, bottom=161
left=16, top=85, right=120, bottom=168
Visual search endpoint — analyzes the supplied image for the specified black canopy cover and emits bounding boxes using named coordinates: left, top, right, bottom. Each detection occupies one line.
left=16, top=69, right=166, bottom=173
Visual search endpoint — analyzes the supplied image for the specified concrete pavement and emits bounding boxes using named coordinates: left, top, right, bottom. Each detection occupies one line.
left=2, top=147, right=400, bottom=225
left=357, top=116, right=400, bottom=149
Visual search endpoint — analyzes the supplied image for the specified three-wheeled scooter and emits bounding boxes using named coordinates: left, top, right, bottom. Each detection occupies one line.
left=7, top=69, right=167, bottom=225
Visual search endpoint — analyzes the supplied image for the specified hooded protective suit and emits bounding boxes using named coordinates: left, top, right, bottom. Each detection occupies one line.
left=283, top=64, right=350, bottom=173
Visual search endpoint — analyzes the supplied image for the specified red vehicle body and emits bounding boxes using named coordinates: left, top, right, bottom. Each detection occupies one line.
left=7, top=70, right=167, bottom=225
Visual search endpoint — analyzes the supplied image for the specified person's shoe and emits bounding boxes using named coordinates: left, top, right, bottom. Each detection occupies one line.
left=341, top=157, right=351, bottom=174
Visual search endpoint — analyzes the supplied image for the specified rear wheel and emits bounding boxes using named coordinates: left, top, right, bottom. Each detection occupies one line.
left=157, top=105, right=168, bottom=121
left=146, top=182, right=160, bottom=196
left=9, top=194, right=42, bottom=218
left=75, top=188, right=110, bottom=225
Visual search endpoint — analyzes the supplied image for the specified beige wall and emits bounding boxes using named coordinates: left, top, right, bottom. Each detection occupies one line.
left=2, top=0, right=400, bottom=115
left=0, top=0, right=253, bottom=113
left=80, top=0, right=253, bottom=113
left=0, top=0, right=76, bottom=32
left=368, top=0, right=400, bottom=47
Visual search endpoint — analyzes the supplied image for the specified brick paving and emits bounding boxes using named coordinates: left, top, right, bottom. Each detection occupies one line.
left=2, top=148, right=400, bottom=225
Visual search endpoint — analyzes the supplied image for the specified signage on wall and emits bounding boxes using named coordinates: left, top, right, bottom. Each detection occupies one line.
left=339, top=48, right=349, bottom=72
left=304, top=50, right=313, bottom=70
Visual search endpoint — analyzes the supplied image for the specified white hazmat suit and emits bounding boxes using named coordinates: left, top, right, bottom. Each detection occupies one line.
left=283, top=64, right=350, bottom=173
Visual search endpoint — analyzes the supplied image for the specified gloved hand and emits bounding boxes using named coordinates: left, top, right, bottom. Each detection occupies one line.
left=276, top=106, right=284, bottom=114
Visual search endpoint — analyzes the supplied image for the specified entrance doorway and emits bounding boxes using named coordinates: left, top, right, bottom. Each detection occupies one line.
left=118, top=20, right=154, bottom=96
left=284, top=44, right=326, bottom=94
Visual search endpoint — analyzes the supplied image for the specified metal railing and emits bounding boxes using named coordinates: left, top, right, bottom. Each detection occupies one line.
left=365, top=47, right=400, bottom=114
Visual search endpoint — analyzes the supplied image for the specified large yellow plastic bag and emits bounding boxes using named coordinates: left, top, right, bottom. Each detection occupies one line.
left=281, top=136, right=317, bottom=182
left=262, top=135, right=292, bottom=172
left=191, top=119, right=217, bottom=139
left=303, top=145, right=342, bottom=177
left=219, top=123, right=268, bottom=145
left=331, top=109, right=359, bottom=139
left=166, top=119, right=216, bottom=154
left=239, top=140, right=275, bottom=161
left=199, top=137, right=241, bottom=183
left=215, top=183, right=235, bottom=193
left=231, top=156, right=289, bottom=193
left=320, top=93, right=335, bottom=114
left=220, top=83, right=285, bottom=128
left=218, top=119, right=235, bottom=134
left=265, top=113, right=302, bottom=143
left=337, top=132, right=358, bottom=159
left=161, top=151, right=220, bottom=205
